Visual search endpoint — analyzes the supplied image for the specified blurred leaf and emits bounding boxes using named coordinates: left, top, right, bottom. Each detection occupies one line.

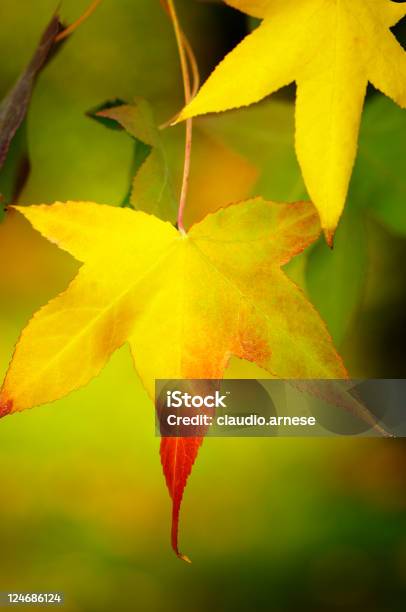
left=306, top=209, right=367, bottom=346
left=200, top=100, right=306, bottom=201
left=351, top=96, right=406, bottom=235
left=96, top=99, right=177, bottom=222
left=304, top=96, right=404, bottom=345
left=88, top=99, right=151, bottom=208
left=161, top=121, right=258, bottom=226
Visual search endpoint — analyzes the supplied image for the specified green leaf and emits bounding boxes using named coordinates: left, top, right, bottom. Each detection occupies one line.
left=200, top=99, right=306, bottom=201
left=88, top=100, right=150, bottom=208
left=351, top=95, right=406, bottom=235
left=87, top=99, right=128, bottom=132
left=305, top=95, right=405, bottom=344
left=306, top=208, right=367, bottom=346
left=93, top=98, right=177, bottom=222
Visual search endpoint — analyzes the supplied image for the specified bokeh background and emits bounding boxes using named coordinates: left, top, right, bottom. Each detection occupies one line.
left=0, top=1, right=406, bottom=609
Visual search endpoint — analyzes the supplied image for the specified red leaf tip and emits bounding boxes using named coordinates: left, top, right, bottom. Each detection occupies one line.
left=0, top=395, right=13, bottom=418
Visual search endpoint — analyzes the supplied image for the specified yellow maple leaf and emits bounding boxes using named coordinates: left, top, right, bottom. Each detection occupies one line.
left=0, top=198, right=347, bottom=560
left=0, top=198, right=345, bottom=415
left=178, top=0, right=406, bottom=243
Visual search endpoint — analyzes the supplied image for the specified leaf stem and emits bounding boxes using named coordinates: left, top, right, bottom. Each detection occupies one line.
left=54, top=0, right=102, bottom=43
left=166, top=0, right=194, bottom=234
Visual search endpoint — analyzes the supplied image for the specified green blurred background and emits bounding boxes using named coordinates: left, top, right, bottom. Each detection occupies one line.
left=1, top=1, right=406, bottom=609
